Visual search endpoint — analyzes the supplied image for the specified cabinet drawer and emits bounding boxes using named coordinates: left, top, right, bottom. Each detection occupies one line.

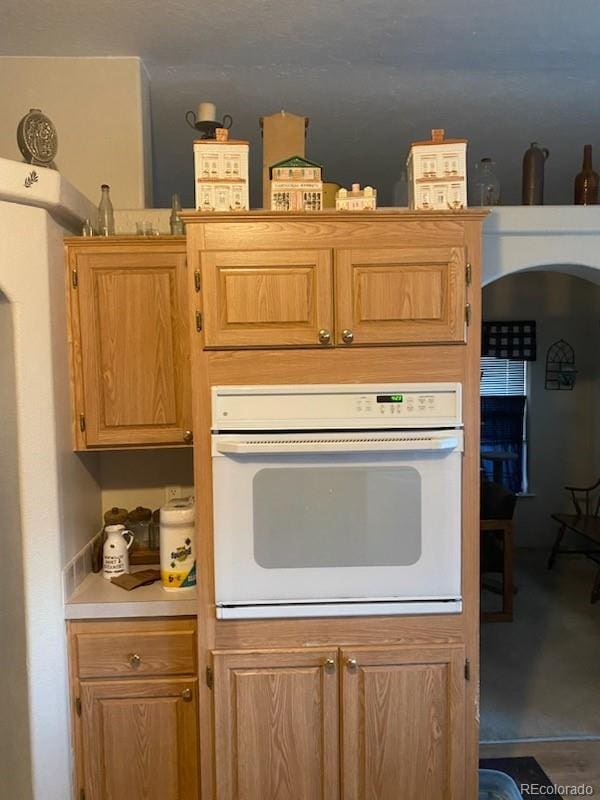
left=76, top=629, right=196, bottom=678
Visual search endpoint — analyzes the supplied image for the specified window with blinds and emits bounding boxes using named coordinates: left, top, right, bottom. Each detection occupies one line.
left=480, top=357, right=529, bottom=493
left=480, top=357, right=526, bottom=396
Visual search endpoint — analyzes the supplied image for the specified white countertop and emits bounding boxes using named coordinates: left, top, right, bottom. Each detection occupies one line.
left=65, top=568, right=197, bottom=619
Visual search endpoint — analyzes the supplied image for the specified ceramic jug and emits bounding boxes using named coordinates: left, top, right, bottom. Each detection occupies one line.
left=522, top=142, right=549, bottom=205
left=103, top=524, right=135, bottom=580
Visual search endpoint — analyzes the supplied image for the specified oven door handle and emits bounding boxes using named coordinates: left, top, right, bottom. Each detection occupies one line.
left=215, top=435, right=461, bottom=455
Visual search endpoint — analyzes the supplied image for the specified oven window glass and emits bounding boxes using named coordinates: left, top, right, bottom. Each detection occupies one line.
left=253, top=466, right=421, bottom=568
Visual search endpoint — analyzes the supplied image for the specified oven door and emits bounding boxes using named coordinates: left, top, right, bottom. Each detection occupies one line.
left=212, top=429, right=463, bottom=612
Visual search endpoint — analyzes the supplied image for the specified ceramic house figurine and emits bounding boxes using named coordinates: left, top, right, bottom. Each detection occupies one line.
left=336, top=183, right=377, bottom=211
left=193, top=128, right=249, bottom=212
left=406, top=129, right=468, bottom=210
left=270, top=155, right=323, bottom=211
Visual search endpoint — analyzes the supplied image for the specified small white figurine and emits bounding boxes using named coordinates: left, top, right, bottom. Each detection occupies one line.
left=193, top=128, right=249, bottom=211
left=336, top=183, right=377, bottom=211
left=270, top=155, right=323, bottom=211
left=406, top=129, right=468, bottom=210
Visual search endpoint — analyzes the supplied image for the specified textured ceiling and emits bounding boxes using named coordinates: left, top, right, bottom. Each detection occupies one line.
left=3, top=0, right=600, bottom=207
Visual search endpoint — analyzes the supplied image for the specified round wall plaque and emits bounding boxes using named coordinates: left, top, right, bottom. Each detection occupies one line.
left=17, top=108, right=58, bottom=167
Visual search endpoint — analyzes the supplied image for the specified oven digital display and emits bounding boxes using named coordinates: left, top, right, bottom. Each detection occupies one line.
left=376, top=394, right=404, bottom=403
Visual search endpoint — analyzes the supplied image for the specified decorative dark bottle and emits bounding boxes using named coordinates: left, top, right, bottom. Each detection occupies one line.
left=522, top=142, right=549, bottom=205
left=574, top=145, right=599, bottom=205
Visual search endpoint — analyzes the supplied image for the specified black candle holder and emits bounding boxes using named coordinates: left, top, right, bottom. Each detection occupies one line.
left=185, top=112, right=233, bottom=139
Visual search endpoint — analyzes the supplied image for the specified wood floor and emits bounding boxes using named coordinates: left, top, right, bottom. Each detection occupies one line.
left=480, top=740, right=600, bottom=795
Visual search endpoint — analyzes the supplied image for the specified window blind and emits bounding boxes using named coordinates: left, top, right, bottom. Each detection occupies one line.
left=480, top=357, right=526, bottom=396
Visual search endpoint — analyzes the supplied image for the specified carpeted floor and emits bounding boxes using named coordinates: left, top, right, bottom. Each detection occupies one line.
left=480, top=548, right=600, bottom=741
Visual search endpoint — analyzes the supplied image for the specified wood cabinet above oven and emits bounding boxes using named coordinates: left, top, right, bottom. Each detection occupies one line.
left=183, top=210, right=484, bottom=350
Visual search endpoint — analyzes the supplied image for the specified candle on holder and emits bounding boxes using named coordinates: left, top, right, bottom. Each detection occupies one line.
left=197, top=102, right=216, bottom=122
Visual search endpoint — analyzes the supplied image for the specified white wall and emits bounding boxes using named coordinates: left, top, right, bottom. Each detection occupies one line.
left=483, top=271, right=600, bottom=547
left=99, top=449, right=194, bottom=512
left=0, top=57, right=152, bottom=208
left=0, top=200, right=101, bottom=799
left=0, top=293, right=33, bottom=800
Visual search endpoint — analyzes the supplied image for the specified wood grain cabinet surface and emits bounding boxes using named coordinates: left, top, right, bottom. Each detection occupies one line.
left=212, top=648, right=340, bottom=800
left=341, top=644, right=466, bottom=800
left=211, top=644, right=466, bottom=800
left=68, top=618, right=199, bottom=800
left=186, top=212, right=476, bottom=350
left=65, top=238, right=191, bottom=449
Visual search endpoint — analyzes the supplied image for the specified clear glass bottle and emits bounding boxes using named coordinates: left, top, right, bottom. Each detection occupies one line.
left=472, top=158, right=500, bottom=206
left=170, top=193, right=185, bottom=235
left=392, top=169, right=408, bottom=207
left=98, top=184, right=115, bottom=236
left=82, top=218, right=94, bottom=236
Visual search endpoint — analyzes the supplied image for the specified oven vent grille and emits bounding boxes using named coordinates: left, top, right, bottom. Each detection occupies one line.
left=236, top=436, right=437, bottom=445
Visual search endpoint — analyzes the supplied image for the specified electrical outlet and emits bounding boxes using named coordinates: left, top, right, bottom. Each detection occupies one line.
left=165, top=485, right=181, bottom=503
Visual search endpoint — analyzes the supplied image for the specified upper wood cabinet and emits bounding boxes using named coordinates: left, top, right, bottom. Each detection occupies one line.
left=65, top=238, right=191, bottom=449
left=201, top=248, right=333, bottom=347
left=185, top=211, right=482, bottom=350
left=212, top=648, right=340, bottom=800
left=341, top=644, right=466, bottom=800
left=335, top=246, right=466, bottom=345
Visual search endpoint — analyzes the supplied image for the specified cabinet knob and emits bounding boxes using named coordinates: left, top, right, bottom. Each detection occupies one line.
left=183, top=430, right=194, bottom=444
left=181, top=688, right=193, bottom=702
left=323, top=657, right=336, bottom=673
left=318, top=328, right=332, bottom=345
left=346, top=657, right=358, bottom=672
left=341, top=329, right=354, bottom=345
left=128, top=653, right=141, bottom=669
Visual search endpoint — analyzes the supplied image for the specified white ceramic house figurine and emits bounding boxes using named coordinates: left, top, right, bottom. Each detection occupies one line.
left=270, top=155, right=323, bottom=211
left=336, top=183, right=377, bottom=211
left=193, top=128, right=249, bottom=211
left=406, top=128, right=468, bottom=210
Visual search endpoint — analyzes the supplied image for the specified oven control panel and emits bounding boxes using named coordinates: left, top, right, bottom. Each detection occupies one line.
left=356, top=392, right=440, bottom=417
left=212, top=383, right=462, bottom=430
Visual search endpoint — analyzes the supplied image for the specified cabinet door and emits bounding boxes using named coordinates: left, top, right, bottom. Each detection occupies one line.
left=341, top=644, right=466, bottom=800
left=335, top=247, right=466, bottom=345
left=80, top=677, right=199, bottom=800
left=73, top=246, right=191, bottom=447
left=200, top=249, right=333, bottom=347
left=213, top=648, right=339, bottom=800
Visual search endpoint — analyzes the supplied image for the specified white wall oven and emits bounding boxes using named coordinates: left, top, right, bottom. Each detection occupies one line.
left=211, top=384, right=463, bottom=619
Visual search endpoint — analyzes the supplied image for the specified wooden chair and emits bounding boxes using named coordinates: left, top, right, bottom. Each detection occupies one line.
left=548, top=478, right=600, bottom=604
left=481, top=519, right=514, bottom=622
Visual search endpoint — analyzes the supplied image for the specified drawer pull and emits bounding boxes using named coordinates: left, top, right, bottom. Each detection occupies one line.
left=323, top=658, right=336, bottom=673
left=128, top=653, right=142, bottom=669
left=346, top=657, right=358, bottom=672
left=341, top=329, right=354, bottom=344
left=181, top=688, right=193, bottom=702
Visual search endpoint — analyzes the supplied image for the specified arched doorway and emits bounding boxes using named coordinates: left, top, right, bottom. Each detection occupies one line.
left=479, top=264, right=600, bottom=780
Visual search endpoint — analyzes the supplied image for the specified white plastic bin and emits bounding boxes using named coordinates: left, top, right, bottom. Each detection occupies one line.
left=479, top=769, right=523, bottom=799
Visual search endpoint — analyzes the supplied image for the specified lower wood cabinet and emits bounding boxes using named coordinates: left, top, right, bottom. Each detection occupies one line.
left=213, top=648, right=340, bottom=800
left=212, top=643, right=466, bottom=800
left=341, top=644, right=466, bottom=800
left=80, top=677, right=199, bottom=800
left=68, top=618, right=199, bottom=800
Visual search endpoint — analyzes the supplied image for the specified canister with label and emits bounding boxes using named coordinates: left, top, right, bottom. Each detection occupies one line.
left=159, top=498, right=196, bottom=591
